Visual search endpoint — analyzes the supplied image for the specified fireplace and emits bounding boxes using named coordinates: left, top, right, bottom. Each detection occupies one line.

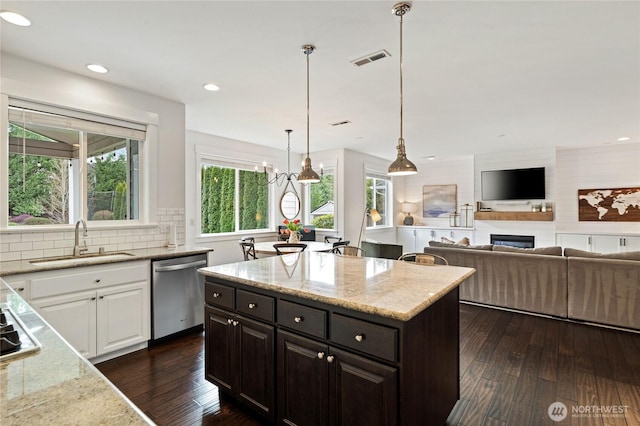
left=490, top=234, right=535, bottom=248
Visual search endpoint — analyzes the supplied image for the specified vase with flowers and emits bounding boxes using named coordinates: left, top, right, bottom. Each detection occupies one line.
left=281, top=219, right=309, bottom=243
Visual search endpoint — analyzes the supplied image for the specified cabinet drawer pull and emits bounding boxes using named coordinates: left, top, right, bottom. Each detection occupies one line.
left=213, top=292, right=221, bottom=298
left=91, top=297, right=96, bottom=301
left=95, top=279, right=101, bottom=283
left=99, top=296, right=104, bottom=299
left=326, top=355, right=335, bottom=363
left=227, top=318, right=233, bottom=325
left=294, top=316, right=303, bottom=323
left=248, top=303, right=257, bottom=309
left=317, top=352, right=325, bottom=359
left=232, top=320, right=238, bottom=326
left=15, top=287, right=24, bottom=292
left=355, top=334, right=364, bottom=342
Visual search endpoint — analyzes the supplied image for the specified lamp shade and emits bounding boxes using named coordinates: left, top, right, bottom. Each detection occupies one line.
left=401, top=203, right=416, bottom=213
left=370, top=208, right=382, bottom=223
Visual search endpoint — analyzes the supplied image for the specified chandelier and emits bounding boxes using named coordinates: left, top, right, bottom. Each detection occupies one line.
left=255, top=129, right=306, bottom=186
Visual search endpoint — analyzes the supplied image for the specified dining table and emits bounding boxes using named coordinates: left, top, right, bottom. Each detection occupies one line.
left=253, top=241, right=333, bottom=255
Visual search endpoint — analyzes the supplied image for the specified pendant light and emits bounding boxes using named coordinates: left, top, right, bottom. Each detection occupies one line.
left=388, top=2, right=418, bottom=176
left=297, top=44, right=322, bottom=184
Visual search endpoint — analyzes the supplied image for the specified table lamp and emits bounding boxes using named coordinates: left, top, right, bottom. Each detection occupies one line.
left=401, top=203, right=416, bottom=225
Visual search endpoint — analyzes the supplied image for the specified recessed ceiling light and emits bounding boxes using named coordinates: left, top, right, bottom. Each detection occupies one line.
left=617, top=136, right=631, bottom=141
left=87, top=64, right=109, bottom=74
left=0, top=11, right=31, bottom=26
left=427, top=156, right=435, bottom=160
left=203, top=83, right=220, bottom=92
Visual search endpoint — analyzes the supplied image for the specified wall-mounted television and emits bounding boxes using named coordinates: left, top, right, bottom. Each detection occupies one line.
left=481, top=167, right=546, bottom=201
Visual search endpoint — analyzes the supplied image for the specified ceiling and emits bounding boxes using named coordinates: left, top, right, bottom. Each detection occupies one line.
left=1, top=1, right=639, bottom=161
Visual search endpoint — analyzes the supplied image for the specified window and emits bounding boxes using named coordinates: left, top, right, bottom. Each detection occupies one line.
left=200, top=160, right=270, bottom=235
left=6, top=104, right=144, bottom=226
left=365, top=173, right=391, bottom=227
left=308, top=170, right=335, bottom=230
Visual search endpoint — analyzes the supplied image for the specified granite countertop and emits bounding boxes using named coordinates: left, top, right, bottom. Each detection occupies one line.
left=0, top=281, right=154, bottom=425
left=0, top=245, right=213, bottom=276
left=199, top=252, right=475, bottom=321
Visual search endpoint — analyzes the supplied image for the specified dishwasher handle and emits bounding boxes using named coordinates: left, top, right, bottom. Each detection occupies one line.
left=154, top=259, right=207, bottom=272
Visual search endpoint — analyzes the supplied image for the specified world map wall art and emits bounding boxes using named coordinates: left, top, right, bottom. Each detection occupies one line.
left=578, top=187, right=640, bottom=221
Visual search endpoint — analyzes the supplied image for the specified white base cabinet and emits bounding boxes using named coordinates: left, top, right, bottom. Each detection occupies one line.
left=397, top=226, right=474, bottom=253
left=9, top=261, right=149, bottom=360
left=556, top=233, right=640, bottom=254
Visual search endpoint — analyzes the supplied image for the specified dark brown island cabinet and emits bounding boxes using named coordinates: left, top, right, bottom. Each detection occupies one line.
left=203, top=269, right=465, bottom=425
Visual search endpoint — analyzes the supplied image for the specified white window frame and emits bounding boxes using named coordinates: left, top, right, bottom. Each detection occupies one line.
left=305, top=165, right=337, bottom=232
left=365, top=169, right=393, bottom=229
left=196, top=152, right=275, bottom=239
left=1, top=98, right=149, bottom=229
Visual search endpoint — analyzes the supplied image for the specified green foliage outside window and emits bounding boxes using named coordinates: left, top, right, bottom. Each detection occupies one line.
left=310, top=174, right=334, bottom=229
left=200, top=164, right=269, bottom=234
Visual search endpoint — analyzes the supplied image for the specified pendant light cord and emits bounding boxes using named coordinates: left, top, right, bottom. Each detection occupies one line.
left=399, top=11, right=404, bottom=141
left=306, top=49, right=311, bottom=159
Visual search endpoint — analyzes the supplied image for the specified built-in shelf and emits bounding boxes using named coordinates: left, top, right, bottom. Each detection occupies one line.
left=474, top=211, right=554, bottom=221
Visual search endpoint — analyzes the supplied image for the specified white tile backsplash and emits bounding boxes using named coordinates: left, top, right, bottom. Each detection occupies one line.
left=0, top=208, right=185, bottom=261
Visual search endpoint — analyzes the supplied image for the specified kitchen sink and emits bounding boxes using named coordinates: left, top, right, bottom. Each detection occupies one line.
left=29, top=252, right=135, bottom=266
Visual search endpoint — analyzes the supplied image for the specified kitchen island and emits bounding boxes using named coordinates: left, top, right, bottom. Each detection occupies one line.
left=199, top=251, right=475, bottom=425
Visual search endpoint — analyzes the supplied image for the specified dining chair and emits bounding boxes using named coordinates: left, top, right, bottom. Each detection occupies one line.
left=324, top=235, right=342, bottom=244
left=239, top=240, right=257, bottom=261
left=330, top=240, right=350, bottom=254
left=341, top=246, right=366, bottom=257
left=398, top=253, right=449, bottom=265
left=273, top=243, right=307, bottom=255
left=240, top=236, right=255, bottom=243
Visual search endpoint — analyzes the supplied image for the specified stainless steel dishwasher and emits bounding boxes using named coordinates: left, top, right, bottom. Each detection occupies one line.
left=151, top=253, right=208, bottom=341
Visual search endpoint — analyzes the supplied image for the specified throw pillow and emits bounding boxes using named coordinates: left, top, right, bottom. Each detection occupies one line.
left=492, top=245, right=563, bottom=256
left=564, top=248, right=640, bottom=261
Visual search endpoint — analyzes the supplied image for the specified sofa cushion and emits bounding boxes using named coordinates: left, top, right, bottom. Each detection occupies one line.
left=429, top=241, right=493, bottom=250
left=492, top=245, right=563, bottom=256
left=564, top=248, right=640, bottom=261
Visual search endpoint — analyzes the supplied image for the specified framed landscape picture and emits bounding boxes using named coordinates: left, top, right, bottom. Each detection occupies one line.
left=578, top=187, right=640, bottom=221
left=423, top=184, right=457, bottom=218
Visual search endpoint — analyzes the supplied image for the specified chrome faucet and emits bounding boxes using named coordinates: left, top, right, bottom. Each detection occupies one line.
left=73, top=219, right=88, bottom=256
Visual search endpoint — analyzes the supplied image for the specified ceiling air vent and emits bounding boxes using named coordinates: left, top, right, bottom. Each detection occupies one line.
left=330, top=120, right=351, bottom=127
left=351, top=50, right=391, bottom=67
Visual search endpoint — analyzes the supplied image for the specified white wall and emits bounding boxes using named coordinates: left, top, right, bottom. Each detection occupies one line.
left=474, top=147, right=557, bottom=246
left=394, top=143, right=640, bottom=249
left=555, top=142, right=640, bottom=235
left=0, top=54, right=187, bottom=260
left=398, top=156, right=475, bottom=229
left=1, top=54, right=186, bottom=210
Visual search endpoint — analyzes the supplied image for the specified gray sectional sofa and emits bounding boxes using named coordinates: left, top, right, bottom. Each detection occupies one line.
left=423, top=242, right=640, bottom=331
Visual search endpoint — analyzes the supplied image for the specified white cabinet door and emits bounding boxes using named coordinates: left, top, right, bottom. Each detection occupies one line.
left=97, top=281, right=149, bottom=356
left=415, top=229, right=432, bottom=252
left=622, top=236, right=640, bottom=251
left=396, top=228, right=416, bottom=253
left=556, top=234, right=592, bottom=251
left=3, top=277, right=29, bottom=299
left=31, top=290, right=97, bottom=358
left=591, top=235, right=623, bottom=253
left=592, top=235, right=640, bottom=253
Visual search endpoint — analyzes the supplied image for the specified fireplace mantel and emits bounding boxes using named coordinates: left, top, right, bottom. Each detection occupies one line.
left=474, top=211, right=553, bottom=221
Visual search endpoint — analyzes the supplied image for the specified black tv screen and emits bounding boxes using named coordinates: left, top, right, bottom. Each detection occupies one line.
left=481, top=167, right=546, bottom=201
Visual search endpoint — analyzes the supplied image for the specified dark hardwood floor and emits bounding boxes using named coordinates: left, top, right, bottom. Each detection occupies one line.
left=96, top=304, right=640, bottom=425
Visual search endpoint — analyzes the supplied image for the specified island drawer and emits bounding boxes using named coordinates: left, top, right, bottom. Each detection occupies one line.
left=205, top=282, right=234, bottom=310
left=236, top=289, right=274, bottom=322
left=277, top=300, right=327, bottom=339
left=330, top=314, right=398, bottom=362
